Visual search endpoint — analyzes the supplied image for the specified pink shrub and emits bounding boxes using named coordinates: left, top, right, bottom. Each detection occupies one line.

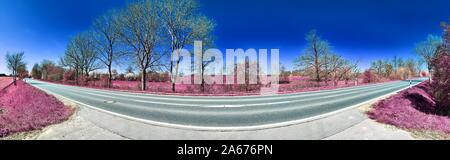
left=0, top=81, right=73, bottom=137
left=431, top=54, right=450, bottom=114
left=420, top=71, right=429, bottom=77
left=369, top=82, right=450, bottom=134
left=362, top=69, right=378, bottom=83
left=63, top=69, right=76, bottom=82
left=94, top=74, right=110, bottom=88
left=77, top=75, right=89, bottom=86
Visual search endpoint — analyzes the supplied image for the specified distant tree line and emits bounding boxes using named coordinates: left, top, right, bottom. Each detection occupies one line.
left=363, top=56, right=424, bottom=83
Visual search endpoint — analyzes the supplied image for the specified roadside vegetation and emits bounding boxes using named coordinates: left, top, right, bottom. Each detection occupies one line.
left=369, top=22, right=450, bottom=139
left=1, top=52, right=73, bottom=138
left=0, top=81, right=73, bottom=138
left=0, top=77, right=13, bottom=90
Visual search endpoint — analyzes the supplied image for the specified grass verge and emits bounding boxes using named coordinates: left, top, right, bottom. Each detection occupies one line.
left=0, top=80, right=74, bottom=138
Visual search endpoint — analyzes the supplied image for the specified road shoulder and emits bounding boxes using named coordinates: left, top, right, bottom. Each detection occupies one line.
left=324, top=103, right=414, bottom=140
left=324, top=119, right=414, bottom=140
left=35, top=96, right=128, bottom=140
left=36, top=110, right=128, bottom=140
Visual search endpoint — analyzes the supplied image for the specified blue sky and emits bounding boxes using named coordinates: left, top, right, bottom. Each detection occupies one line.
left=0, top=0, right=449, bottom=74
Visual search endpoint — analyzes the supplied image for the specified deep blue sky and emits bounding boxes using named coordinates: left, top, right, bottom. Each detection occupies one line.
left=1, top=0, right=449, bottom=74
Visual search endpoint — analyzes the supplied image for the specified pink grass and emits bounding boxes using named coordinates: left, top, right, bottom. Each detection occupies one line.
left=0, top=81, right=73, bottom=137
left=0, top=77, right=13, bottom=90
left=368, top=82, right=450, bottom=135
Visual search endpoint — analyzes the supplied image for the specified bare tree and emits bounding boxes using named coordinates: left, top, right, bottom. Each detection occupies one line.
left=61, top=40, right=82, bottom=84
left=325, top=54, right=360, bottom=86
left=198, top=43, right=217, bottom=92
left=80, top=33, right=103, bottom=77
left=328, top=54, right=345, bottom=86
left=61, top=32, right=102, bottom=83
left=406, top=58, right=417, bottom=77
left=294, top=30, right=331, bottom=86
left=92, top=11, right=122, bottom=88
left=116, top=0, right=163, bottom=91
left=415, top=34, right=444, bottom=82
left=371, top=60, right=384, bottom=76
left=159, top=0, right=215, bottom=92
left=416, top=58, right=425, bottom=76
left=392, top=56, right=399, bottom=73
left=342, top=60, right=360, bottom=85
left=194, top=20, right=216, bottom=92
left=5, top=52, right=26, bottom=86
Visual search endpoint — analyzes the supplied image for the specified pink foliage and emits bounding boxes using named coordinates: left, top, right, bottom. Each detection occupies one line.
left=44, top=74, right=384, bottom=96
left=0, top=77, right=13, bottom=90
left=289, top=76, right=309, bottom=81
left=362, top=69, right=377, bottom=83
left=0, top=81, right=73, bottom=137
left=368, top=82, right=450, bottom=134
left=420, top=71, right=429, bottom=77
left=63, top=69, right=76, bottom=82
left=431, top=54, right=450, bottom=114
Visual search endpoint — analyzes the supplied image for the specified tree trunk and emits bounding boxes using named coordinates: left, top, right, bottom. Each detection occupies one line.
left=315, top=57, right=320, bottom=86
left=141, top=70, right=147, bottom=91
left=170, top=62, right=176, bottom=92
left=428, top=66, right=433, bottom=83
left=171, top=83, right=176, bottom=92
left=13, top=70, right=17, bottom=86
left=75, top=68, right=79, bottom=85
left=170, top=46, right=175, bottom=93
left=108, top=66, right=113, bottom=88
left=172, top=60, right=181, bottom=93
left=201, top=68, right=205, bottom=92
left=201, top=80, right=205, bottom=93
left=315, top=68, right=320, bottom=87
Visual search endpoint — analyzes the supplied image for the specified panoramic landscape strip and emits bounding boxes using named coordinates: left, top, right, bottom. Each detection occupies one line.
left=0, top=0, right=449, bottom=141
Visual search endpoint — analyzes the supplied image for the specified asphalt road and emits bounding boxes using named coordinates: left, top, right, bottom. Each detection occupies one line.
left=27, top=79, right=423, bottom=128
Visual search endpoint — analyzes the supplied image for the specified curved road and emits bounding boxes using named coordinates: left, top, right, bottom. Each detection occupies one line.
left=27, top=79, right=423, bottom=130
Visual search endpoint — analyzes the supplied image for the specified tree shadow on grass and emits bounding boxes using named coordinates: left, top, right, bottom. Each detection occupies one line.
left=404, top=83, right=444, bottom=116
